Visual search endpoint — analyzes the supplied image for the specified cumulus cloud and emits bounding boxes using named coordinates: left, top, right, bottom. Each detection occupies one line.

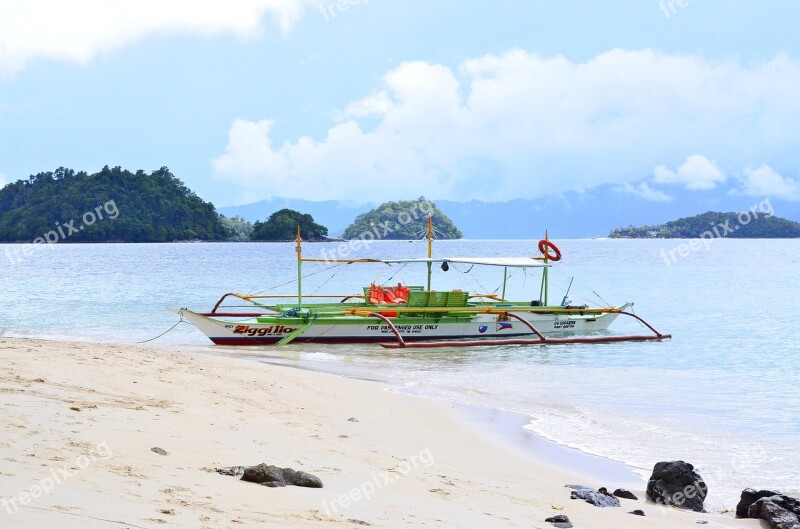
left=734, top=165, right=800, bottom=201
left=212, top=49, right=800, bottom=203
left=652, top=155, right=727, bottom=190
left=0, top=0, right=314, bottom=75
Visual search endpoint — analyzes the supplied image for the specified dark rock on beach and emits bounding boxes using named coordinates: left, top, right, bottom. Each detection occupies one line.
left=737, top=489, right=780, bottom=517
left=242, top=463, right=286, bottom=485
left=151, top=447, right=168, bottom=456
left=629, top=509, right=645, bottom=516
left=230, top=463, right=323, bottom=488
left=749, top=499, right=800, bottom=529
left=282, top=467, right=324, bottom=488
left=736, top=489, right=800, bottom=518
left=614, top=488, right=638, bottom=500
left=736, top=489, right=800, bottom=529
left=568, top=485, right=621, bottom=508
left=545, top=514, right=573, bottom=528
left=646, top=461, right=707, bottom=512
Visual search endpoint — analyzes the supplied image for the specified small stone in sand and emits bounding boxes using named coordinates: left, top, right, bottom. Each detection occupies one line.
left=614, top=488, right=639, bottom=500
left=545, top=514, right=573, bottom=528
left=348, top=417, right=359, bottom=422
left=151, top=447, right=169, bottom=456
left=630, top=509, right=646, bottom=516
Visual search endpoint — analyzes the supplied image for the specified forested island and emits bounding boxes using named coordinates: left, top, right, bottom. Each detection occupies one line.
left=342, top=198, right=462, bottom=240
left=250, top=209, right=328, bottom=241
left=0, top=169, right=463, bottom=243
left=610, top=211, right=800, bottom=239
left=0, top=166, right=228, bottom=242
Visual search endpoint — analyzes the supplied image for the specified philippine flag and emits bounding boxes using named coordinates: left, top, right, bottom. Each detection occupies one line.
left=497, top=322, right=513, bottom=331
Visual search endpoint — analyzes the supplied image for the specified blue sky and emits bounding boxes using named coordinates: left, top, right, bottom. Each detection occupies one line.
left=1, top=1, right=799, bottom=207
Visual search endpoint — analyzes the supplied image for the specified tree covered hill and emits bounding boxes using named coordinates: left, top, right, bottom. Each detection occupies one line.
left=610, top=211, right=800, bottom=238
left=342, top=198, right=463, bottom=240
left=0, top=166, right=229, bottom=242
left=250, top=209, right=328, bottom=241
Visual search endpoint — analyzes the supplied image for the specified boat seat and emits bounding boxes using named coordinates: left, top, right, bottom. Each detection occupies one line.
left=404, top=290, right=471, bottom=308
left=366, top=283, right=411, bottom=305
left=446, top=291, right=468, bottom=307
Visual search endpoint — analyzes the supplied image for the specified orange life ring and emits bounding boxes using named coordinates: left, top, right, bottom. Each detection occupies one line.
left=538, top=240, right=562, bottom=262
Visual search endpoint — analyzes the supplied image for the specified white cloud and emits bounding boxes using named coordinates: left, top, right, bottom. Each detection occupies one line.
left=652, top=155, right=727, bottom=190
left=212, top=49, right=800, bottom=203
left=735, top=165, right=800, bottom=201
left=0, top=0, right=314, bottom=75
left=617, top=182, right=673, bottom=202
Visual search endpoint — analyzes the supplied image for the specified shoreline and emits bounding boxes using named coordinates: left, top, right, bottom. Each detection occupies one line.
left=451, top=402, right=644, bottom=488
left=0, top=337, right=760, bottom=528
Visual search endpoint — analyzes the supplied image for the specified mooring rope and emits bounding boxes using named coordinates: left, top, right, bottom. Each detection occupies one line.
left=136, top=316, right=187, bottom=344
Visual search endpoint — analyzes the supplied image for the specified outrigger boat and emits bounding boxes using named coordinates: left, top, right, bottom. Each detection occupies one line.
left=172, top=218, right=671, bottom=348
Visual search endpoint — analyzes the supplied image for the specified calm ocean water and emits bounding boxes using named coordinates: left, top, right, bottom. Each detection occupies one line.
left=2, top=239, right=798, bottom=506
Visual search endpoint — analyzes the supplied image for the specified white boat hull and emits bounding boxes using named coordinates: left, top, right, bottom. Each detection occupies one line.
left=171, top=307, right=630, bottom=346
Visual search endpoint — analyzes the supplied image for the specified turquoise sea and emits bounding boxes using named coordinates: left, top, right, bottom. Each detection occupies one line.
left=2, top=239, right=798, bottom=507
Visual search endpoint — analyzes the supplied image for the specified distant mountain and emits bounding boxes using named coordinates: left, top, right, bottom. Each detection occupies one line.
left=219, top=187, right=800, bottom=239
left=436, top=190, right=800, bottom=239
left=610, top=211, right=800, bottom=238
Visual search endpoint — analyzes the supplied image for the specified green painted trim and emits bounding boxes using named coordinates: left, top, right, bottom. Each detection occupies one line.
left=276, top=321, right=314, bottom=346
left=256, top=314, right=477, bottom=326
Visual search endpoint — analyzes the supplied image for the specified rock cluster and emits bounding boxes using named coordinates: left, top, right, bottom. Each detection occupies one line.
left=736, top=489, right=800, bottom=529
left=556, top=459, right=799, bottom=529
left=568, top=485, right=621, bottom=508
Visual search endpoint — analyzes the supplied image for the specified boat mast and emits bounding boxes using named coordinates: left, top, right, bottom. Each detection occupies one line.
left=539, top=230, right=549, bottom=305
left=296, top=224, right=303, bottom=307
left=426, top=213, right=433, bottom=291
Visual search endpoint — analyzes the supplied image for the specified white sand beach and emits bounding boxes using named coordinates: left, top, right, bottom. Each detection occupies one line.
left=0, top=338, right=761, bottom=528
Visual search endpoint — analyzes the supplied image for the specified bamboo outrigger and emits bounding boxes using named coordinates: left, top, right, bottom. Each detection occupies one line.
left=172, top=217, right=671, bottom=347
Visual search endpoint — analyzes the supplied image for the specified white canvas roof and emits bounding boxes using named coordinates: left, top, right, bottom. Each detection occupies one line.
left=379, top=257, right=550, bottom=268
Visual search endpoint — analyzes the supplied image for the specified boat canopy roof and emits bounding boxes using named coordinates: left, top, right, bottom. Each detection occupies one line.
left=379, top=257, right=550, bottom=268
